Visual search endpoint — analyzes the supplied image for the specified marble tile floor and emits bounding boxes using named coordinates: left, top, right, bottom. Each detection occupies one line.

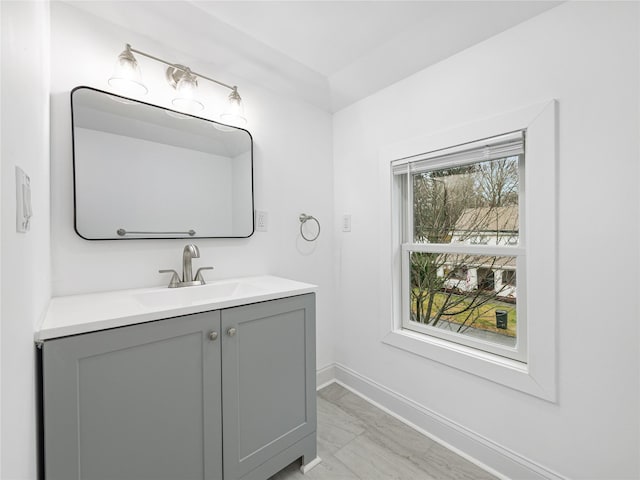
left=269, top=383, right=497, bottom=480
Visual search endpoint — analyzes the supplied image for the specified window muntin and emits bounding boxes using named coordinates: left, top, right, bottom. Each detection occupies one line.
left=395, top=131, right=526, bottom=362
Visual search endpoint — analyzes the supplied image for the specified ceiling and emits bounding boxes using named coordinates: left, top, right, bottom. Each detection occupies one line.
left=65, top=1, right=562, bottom=112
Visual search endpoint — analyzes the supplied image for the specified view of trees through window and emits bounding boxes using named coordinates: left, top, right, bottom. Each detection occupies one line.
left=409, top=156, right=520, bottom=347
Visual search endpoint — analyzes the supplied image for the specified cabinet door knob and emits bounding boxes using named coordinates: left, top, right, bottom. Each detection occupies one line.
left=227, top=327, right=237, bottom=337
left=208, top=331, right=219, bottom=341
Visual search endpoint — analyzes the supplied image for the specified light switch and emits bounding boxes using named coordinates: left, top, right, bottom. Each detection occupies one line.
left=342, top=214, right=351, bottom=232
left=15, top=166, right=32, bottom=233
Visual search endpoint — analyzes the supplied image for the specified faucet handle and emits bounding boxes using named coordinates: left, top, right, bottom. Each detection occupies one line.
left=159, top=269, right=181, bottom=288
left=194, top=267, right=214, bottom=284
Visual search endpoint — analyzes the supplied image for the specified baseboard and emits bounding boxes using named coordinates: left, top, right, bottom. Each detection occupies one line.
left=318, top=363, right=567, bottom=480
left=315, top=363, right=336, bottom=390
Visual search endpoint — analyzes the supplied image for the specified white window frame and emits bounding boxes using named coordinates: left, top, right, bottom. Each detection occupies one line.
left=394, top=133, right=526, bottom=362
left=379, top=101, right=557, bottom=401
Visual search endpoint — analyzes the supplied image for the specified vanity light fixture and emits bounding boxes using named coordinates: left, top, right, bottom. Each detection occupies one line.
left=167, top=65, right=204, bottom=113
left=220, top=86, right=245, bottom=124
left=108, top=43, right=247, bottom=125
left=107, top=44, right=148, bottom=96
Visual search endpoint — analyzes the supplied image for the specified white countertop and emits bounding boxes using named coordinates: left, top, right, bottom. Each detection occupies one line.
left=36, top=275, right=317, bottom=341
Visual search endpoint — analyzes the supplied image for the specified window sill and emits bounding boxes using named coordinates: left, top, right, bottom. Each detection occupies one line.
left=382, top=329, right=554, bottom=401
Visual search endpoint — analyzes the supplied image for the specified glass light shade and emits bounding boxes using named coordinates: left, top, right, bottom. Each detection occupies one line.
left=220, top=88, right=247, bottom=126
left=171, top=72, right=204, bottom=114
left=108, top=45, right=148, bottom=96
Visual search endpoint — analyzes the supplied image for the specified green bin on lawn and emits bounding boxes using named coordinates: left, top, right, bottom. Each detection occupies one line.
left=495, top=310, right=508, bottom=329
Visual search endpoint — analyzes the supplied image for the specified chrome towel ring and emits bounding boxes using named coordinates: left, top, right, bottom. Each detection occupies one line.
left=299, top=213, right=320, bottom=242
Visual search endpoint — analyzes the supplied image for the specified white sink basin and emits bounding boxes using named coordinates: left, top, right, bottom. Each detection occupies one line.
left=134, top=280, right=267, bottom=308
left=37, top=275, right=317, bottom=341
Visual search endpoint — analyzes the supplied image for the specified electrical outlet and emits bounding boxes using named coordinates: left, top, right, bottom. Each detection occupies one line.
left=255, top=211, right=268, bottom=232
left=342, top=214, right=351, bottom=232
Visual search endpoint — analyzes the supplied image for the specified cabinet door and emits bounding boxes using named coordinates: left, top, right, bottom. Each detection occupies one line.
left=221, top=294, right=316, bottom=479
left=42, top=312, right=223, bottom=480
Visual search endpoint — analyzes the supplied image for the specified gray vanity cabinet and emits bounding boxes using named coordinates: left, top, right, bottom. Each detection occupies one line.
left=41, top=293, right=316, bottom=480
left=221, top=294, right=317, bottom=480
left=42, top=310, right=223, bottom=480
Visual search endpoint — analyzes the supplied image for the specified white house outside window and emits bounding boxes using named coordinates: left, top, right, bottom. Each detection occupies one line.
left=392, top=131, right=526, bottom=362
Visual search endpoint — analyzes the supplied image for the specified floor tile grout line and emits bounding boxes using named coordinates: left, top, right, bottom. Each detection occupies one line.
left=327, top=389, right=433, bottom=480
left=274, top=384, right=498, bottom=479
left=323, top=384, right=497, bottom=480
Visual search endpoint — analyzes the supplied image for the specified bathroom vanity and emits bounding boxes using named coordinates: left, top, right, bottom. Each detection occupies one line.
left=36, top=276, right=319, bottom=480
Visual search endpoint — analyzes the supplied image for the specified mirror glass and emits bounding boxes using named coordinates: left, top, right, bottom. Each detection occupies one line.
left=71, top=86, right=254, bottom=239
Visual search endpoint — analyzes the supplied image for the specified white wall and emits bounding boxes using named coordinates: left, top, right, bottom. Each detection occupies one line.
left=333, top=2, right=638, bottom=478
left=49, top=3, right=335, bottom=370
left=0, top=1, right=51, bottom=478
left=1, top=5, right=3, bottom=474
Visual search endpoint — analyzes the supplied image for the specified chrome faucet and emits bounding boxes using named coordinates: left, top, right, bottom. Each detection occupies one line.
left=159, top=244, right=214, bottom=288
left=182, top=244, right=199, bottom=283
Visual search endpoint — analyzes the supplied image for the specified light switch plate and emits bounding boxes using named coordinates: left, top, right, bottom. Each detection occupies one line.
left=15, top=166, right=32, bottom=233
left=342, top=214, right=352, bottom=232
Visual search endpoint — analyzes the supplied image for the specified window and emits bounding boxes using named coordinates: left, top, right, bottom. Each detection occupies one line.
left=502, top=269, right=517, bottom=286
left=381, top=100, right=557, bottom=400
left=393, top=132, right=526, bottom=361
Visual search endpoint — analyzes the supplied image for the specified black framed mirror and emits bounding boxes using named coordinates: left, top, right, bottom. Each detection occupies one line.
left=71, top=86, right=254, bottom=240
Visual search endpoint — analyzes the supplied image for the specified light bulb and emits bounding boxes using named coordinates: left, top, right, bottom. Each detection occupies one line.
left=220, top=87, right=247, bottom=126
left=108, top=44, right=148, bottom=96
left=171, top=69, right=204, bottom=114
